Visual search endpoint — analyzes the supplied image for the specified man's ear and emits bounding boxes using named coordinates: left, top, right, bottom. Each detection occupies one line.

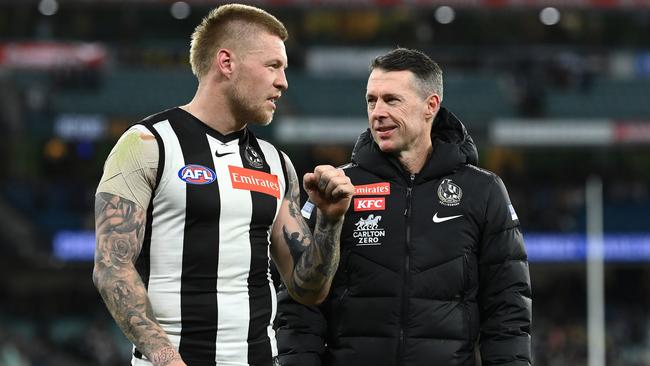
left=425, top=93, right=441, bottom=121
left=214, top=48, right=235, bottom=78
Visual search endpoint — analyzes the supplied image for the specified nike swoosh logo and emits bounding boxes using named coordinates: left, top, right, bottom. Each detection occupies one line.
left=215, top=151, right=235, bottom=158
left=432, top=212, right=463, bottom=223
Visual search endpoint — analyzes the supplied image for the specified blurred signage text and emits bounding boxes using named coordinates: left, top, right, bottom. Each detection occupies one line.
left=0, top=42, right=107, bottom=70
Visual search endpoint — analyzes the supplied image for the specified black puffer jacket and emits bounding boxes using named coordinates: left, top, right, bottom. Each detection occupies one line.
left=276, top=108, right=532, bottom=366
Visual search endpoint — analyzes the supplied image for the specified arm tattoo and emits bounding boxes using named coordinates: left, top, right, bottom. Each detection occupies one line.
left=282, top=159, right=342, bottom=300
left=283, top=225, right=307, bottom=265
left=151, top=346, right=183, bottom=366
left=93, top=192, right=180, bottom=365
left=292, top=217, right=341, bottom=298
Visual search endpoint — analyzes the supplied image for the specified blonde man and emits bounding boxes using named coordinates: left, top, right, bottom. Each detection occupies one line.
left=93, top=4, right=353, bottom=366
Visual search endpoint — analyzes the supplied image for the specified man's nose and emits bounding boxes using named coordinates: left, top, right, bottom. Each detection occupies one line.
left=369, top=100, right=388, bottom=120
left=275, top=69, right=288, bottom=91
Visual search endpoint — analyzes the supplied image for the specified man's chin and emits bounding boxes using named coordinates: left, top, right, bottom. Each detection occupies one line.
left=247, top=111, right=274, bottom=126
left=376, top=142, right=397, bottom=154
left=249, top=118, right=273, bottom=127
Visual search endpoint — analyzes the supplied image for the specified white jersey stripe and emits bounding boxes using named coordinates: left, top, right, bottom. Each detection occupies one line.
left=148, top=119, right=185, bottom=341
left=258, top=139, right=287, bottom=214
left=210, top=136, right=252, bottom=365
left=257, top=139, right=285, bottom=358
left=267, top=246, right=279, bottom=358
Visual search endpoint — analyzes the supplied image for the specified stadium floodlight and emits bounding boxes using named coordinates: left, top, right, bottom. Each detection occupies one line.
left=435, top=6, right=455, bottom=25
left=539, top=7, right=561, bottom=26
left=171, top=1, right=191, bottom=20
left=38, top=0, right=58, bottom=16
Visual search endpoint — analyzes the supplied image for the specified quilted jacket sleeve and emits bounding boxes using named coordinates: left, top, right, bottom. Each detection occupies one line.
left=478, top=175, right=532, bottom=365
left=275, top=288, right=327, bottom=366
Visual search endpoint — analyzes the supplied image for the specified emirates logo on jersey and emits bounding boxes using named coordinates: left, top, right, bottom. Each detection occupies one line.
left=229, top=165, right=280, bottom=199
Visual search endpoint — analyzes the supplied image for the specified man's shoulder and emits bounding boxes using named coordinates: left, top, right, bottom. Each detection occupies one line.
left=135, top=107, right=181, bottom=128
left=457, top=164, right=500, bottom=183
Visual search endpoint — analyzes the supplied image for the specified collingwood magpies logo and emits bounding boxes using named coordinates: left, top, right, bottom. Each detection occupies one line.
left=245, top=145, right=264, bottom=169
left=437, top=178, right=463, bottom=206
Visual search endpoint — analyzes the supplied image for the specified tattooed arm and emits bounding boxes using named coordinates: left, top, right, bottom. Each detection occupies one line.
left=93, top=193, right=186, bottom=366
left=271, top=155, right=354, bottom=305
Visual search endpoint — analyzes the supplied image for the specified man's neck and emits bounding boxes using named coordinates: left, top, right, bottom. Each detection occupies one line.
left=397, top=140, right=433, bottom=175
left=181, top=84, right=245, bottom=136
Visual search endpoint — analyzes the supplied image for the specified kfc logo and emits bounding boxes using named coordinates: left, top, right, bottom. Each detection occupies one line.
left=354, top=197, right=385, bottom=212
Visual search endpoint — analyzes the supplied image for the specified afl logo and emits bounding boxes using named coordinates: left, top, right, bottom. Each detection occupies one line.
left=178, top=164, right=216, bottom=185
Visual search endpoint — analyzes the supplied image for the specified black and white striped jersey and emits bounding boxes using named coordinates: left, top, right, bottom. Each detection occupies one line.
left=132, top=107, right=288, bottom=366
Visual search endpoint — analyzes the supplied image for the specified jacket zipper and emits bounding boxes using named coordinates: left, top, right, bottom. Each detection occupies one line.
left=398, top=174, right=415, bottom=365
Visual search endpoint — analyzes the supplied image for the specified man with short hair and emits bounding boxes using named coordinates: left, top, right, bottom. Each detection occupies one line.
left=276, top=48, right=532, bottom=366
left=93, top=4, right=354, bottom=366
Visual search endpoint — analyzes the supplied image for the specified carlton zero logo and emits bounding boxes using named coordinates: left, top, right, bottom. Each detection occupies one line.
left=353, top=214, right=385, bottom=246
left=354, top=197, right=385, bottom=212
left=178, top=164, right=217, bottom=185
left=229, top=165, right=281, bottom=199
left=354, top=182, right=390, bottom=196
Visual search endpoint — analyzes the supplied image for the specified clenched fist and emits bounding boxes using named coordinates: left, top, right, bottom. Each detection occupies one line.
left=303, top=165, right=354, bottom=222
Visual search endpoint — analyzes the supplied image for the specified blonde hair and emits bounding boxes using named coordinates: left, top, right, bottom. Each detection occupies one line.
left=189, top=3, right=288, bottom=80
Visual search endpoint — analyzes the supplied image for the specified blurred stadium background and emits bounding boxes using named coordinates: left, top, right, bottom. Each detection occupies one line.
left=1, top=0, right=650, bottom=365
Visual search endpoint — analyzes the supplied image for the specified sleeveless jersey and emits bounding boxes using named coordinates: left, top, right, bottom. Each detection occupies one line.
left=131, top=108, right=288, bottom=366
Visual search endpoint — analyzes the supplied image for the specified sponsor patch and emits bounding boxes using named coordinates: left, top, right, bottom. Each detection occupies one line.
left=355, top=182, right=390, bottom=196
left=353, top=197, right=385, bottom=212
left=229, top=165, right=280, bottom=199
left=178, top=164, right=216, bottom=185
left=353, top=214, right=385, bottom=246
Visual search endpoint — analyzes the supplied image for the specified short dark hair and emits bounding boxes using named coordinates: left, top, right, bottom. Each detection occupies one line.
left=370, top=48, right=443, bottom=100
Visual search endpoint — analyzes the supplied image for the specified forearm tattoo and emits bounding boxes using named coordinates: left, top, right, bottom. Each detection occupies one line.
left=283, top=225, right=307, bottom=265
left=291, top=217, right=341, bottom=298
left=151, top=346, right=183, bottom=366
left=283, top=162, right=342, bottom=299
left=93, top=192, right=180, bottom=365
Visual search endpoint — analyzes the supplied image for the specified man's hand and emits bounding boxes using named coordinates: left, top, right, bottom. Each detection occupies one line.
left=303, top=165, right=354, bottom=221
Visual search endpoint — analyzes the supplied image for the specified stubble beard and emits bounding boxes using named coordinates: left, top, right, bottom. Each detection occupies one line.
left=227, top=84, right=273, bottom=127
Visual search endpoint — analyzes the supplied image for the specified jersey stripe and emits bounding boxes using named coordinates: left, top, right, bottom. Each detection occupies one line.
left=241, top=137, right=275, bottom=366
left=259, top=140, right=286, bottom=359
left=149, top=120, right=186, bottom=348
left=274, top=147, right=288, bottom=194
left=210, top=135, right=253, bottom=365
left=172, top=119, right=220, bottom=363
